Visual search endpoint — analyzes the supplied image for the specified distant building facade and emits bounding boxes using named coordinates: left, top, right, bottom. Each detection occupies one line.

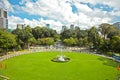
left=17, top=24, right=24, bottom=29
left=70, top=24, right=74, bottom=30
left=0, top=8, right=8, bottom=29
left=46, top=24, right=50, bottom=28
left=62, top=25, right=67, bottom=32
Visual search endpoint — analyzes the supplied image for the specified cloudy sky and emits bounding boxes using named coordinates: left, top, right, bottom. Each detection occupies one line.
left=0, top=0, right=120, bottom=31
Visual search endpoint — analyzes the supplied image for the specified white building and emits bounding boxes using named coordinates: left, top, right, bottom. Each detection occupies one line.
left=17, top=24, right=24, bottom=29
left=0, top=8, right=8, bottom=29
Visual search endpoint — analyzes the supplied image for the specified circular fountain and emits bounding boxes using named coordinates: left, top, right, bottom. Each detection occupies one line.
left=51, top=55, right=70, bottom=62
left=51, top=41, right=70, bottom=62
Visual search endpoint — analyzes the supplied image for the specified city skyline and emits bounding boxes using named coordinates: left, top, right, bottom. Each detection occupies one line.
left=0, top=0, right=120, bottom=32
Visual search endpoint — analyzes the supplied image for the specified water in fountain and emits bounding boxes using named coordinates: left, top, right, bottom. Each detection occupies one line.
left=57, top=47, right=65, bottom=61
left=58, top=55, right=65, bottom=61
left=51, top=41, right=70, bottom=62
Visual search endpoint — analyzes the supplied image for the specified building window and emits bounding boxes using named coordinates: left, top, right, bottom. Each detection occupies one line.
left=4, top=11, right=7, bottom=18
left=0, top=9, right=1, bottom=17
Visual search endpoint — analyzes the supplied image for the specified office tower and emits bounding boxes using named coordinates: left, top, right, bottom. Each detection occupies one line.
left=0, top=8, right=8, bottom=29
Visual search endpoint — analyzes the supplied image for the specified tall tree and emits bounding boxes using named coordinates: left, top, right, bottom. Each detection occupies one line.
left=99, top=23, right=117, bottom=40
left=88, top=27, right=99, bottom=48
left=77, top=30, right=88, bottom=39
left=110, top=36, right=120, bottom=53
left=32, top=26, right=42, bottom=40
left=12, top=29, right=33, bottom=49
left=61, top=29, right=77, bottom=39
left=24, top=25, right=32, bottom=33
left=0, top=30, right=16, bottom=53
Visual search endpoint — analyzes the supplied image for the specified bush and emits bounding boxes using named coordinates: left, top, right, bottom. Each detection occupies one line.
left=37, top=37, right=54, bottom=46
left=104, top=52, right=114, bottom=57
left=63, top=37, right=77, bottom=46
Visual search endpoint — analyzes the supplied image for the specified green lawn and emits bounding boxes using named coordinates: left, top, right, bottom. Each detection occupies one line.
left=1, top=52, right=119, bottom=80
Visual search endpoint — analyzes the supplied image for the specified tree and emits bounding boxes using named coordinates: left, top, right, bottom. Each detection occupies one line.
left=95, top=36, right=104, bottom=52
left=99, top=23, right=117, bottom=40
left=61, top=29, right=77, bottom=39
left=49, top=29, right=57, bottom=37
left=77, top=30, right=88, bottom=39
left=63, top=37, right=77, bottom=46
left=77, top=38, right=83, bottom=47
left=88, top=27, right=99, bottom=48
left=54, top=34, right=60, bottom=42
left=37, top=37, right=54, bottom=46
left=77, top=37, right=88, bottom=47
left=28, top=37, right=37, bottom=46
left=46, top=38, right=54, bottom=45
left=110, top=36, right=120, bottom=53
left=32, top=26, right=57, bottom=39
left=24, top=25, right=32, bottom=33
left=98, top=23, right=120, bottom=52
left=0, top=30, right=16, bottom=53
left=12, top=29, right=33, bottom=49
left=32, top=26, right=42, bottom=40
left=107, top=29, right=120, bottom=39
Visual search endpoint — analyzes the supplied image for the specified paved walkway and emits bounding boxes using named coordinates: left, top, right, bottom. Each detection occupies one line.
left=0, top=48, right=118, bottom=62
left=0, top=48, right=72, bottom=62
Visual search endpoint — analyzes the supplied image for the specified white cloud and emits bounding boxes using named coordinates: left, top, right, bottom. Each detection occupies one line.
left=8, top=16, right=63, bottom=32
left=1, top=0, right=119, bottom=31
left=0, top=0, right=14, bottom=12
left=75, top=2, right=93, bottom=13
left=18, top=0, right=115, bottom=29
left=40, top=18, right=63, bottom=32
left=73, top=0, right=120, bottom=9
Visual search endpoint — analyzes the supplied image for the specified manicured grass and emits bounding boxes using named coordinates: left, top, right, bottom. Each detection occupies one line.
left=1, top=52, right=119, bottom=80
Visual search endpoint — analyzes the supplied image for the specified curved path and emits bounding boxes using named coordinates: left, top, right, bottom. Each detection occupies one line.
left=0, top=48, right=117, bottom=62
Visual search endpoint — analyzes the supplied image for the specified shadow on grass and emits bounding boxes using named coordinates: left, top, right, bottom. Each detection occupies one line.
left=98, top=57, right=118, bottom=68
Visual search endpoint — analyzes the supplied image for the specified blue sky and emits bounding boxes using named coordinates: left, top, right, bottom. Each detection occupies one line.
left=0, top=0, right=120, bottom=31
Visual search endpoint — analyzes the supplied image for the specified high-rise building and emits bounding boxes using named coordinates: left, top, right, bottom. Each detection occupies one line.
left=70, top=24, right=74, bottom=30
left=0, top=8, right=8, bottom=29
left=17, top=24, right=24, bottom=29
left=46, top=24, right=50, bottom=28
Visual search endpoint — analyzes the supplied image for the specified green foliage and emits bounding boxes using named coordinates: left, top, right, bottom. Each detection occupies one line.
left=77, top=30, right=88, bottom=39
left=77, top=37, right=88, bottom=47
left=46, top=38, right=54, bottom=45
left=110, top=36, right=120, bottom=52
left=53, top=34, right=60, bottom=42
left=16, top=45, right=22, bottom=51
left=77, top=38, right=83, bottom=46
left=12, top=29, right=33, bottom=49
left=11, top=26, right=57, bottom=49
left=88, top=27, right=98, bottom=44
left=107, top=30, right=120, bottom=39
left=37, top=37, right=54, bottom=46
left=24, top=25, right=32, bottom=33
left=28, top=37, right=37, bottom=46
left=1, top=22, right=120, bottom=54
left=95, top=36, right=104, bottom=51
left=32, top=26, right=57, bottom=40
left=103, top=52, right=114, bottom=57
left=99, top=23, right=117, bottom=40
left=63, top=37, right=77, bottom=46
left=61, top=28, right=88, bottom=47
left=61, top=29, right=77, bottom=39
left=32, top=26, right=42, bottom=39
left=0, top=30, right=17, bottom=53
